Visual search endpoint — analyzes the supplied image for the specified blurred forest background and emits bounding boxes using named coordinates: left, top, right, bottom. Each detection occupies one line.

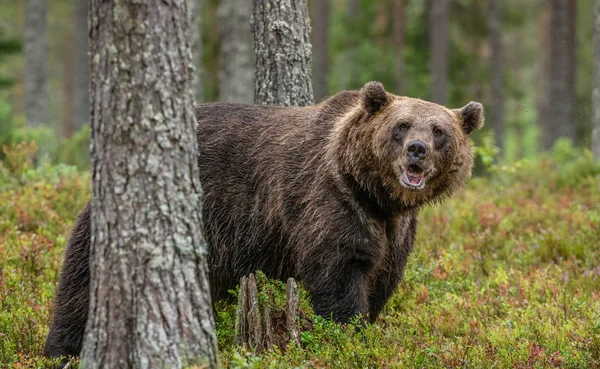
left=1, top=1, right=600, bottom=367
left=0, top=0, right=595, bottom=168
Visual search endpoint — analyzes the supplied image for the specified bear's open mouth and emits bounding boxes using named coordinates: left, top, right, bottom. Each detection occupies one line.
left=401, top=164, right=425, bottom=189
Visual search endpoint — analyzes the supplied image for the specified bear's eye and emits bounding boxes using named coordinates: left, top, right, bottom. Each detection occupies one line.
left=393, top=122, right=410, bottom=142
left=433, top=127, right=444, bottom=137
left=397, top=123, right=409, bottom=131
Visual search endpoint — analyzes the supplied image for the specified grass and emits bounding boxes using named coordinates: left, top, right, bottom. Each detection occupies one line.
left=0, top=141, right=599, bottom=368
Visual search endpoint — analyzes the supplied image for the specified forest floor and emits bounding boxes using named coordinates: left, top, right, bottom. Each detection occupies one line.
left=1, top=141, right=599, bottom=368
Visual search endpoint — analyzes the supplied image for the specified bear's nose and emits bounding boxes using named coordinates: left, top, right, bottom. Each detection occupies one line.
left=406, top=140, right=429, bottom=160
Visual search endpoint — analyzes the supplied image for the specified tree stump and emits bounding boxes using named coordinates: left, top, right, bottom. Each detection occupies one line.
left=234, top=274, right=301, bottom=352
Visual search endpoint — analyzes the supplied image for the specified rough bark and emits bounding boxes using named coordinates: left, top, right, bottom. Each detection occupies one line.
left=594, top=0, right=600, bottom=160
left=252, top=0, right=314, bottom=106
left=190, top=0, right=203, bottom=101
left=24, top=0, right=48, bottom=127
left=218, top=0, right=254, bottom=103
left=311, top=0, right=330, bottom=102
left=489, top=0, right=504, bottom=154
left=285, top=278, right=300, bottom=345
left=234, top=277, right=249, bottom=346
left=429, top=0, right=449, bottom=105
left=81, top=1, right=218, bottom=368
left=73, top=0, right=90, bottom=132
left=543, top=0, right=577, bottom=150
left=393, top=0, right=405, bottom=95
left=234, top=274, right=300, bottom=352
left=246, top=275, right=263, bottom=350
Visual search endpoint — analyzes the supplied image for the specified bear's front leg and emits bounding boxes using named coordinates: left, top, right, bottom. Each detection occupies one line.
left=367, top=216, right=417, bottom=322
left=301, top=258, right=370, bottom=323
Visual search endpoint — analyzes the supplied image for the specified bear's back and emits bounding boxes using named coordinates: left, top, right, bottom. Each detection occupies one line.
left=194, top=102, right=327, bottom=200
left=194, top=93, right=360, bottom=205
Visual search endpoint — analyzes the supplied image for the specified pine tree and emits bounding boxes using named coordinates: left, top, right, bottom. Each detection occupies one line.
left=81, top=1, right=218, bottom=367
left=252, top=0, right=314, bottom=106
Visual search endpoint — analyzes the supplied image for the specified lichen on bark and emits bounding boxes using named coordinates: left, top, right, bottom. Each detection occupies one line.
left=82, top=1, right=218, bottom=368
left=252, top=0, right=314, bottom=106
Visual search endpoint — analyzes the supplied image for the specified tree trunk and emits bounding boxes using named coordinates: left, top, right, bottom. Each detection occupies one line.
left=234, top=274, right=301, bottom=352
left=344, top=0, right=359, bottom=91
left=218, top=0, right=254, bottom=103
left=311, top=0, right=329, bottom=102
left=81, top=1, right=218, bottom=368
left=252, top=0, right=314, bottom=106
left=73, top=0, right=90, bottom=132
left=393, top=0, right=405, bottom=95
left=489, top=0, right=504, bottom=154
left=537, top=1, right=551, bottom=152
left=594, top=0, right=600, bottom=160
left=62, top=30, right=75, bottom=139
left=375, top=2, right=388, bottom=46
left=429, top=0, right=449, bottom=105
left=348, top=0, right=359, bottom=22
left=24, top=0, right=48, bottom=127
left=543, top=0, right=577, bottom=150
left=190, top=0, right=203, bottom=102
left=236, top=0, right=312, bottom=350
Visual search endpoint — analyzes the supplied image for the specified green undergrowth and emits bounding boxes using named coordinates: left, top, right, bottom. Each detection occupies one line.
left=1, top=141, right=599, bottom=368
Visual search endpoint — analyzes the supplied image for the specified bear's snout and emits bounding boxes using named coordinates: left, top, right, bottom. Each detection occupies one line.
left=406, top=140, right=429, bottom=161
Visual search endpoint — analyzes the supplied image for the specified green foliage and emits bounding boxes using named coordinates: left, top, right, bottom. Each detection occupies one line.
left=473, top=130, right=500, bottom=169
left=0, top=27, right=22, bottom=89
left=0, top=99, right=55, bottom=163
left=0, top=99, right=20, bottom=155
left=488, top=139, right=600, bottom=190
left=56, top=124, right=91, bottom=169
left=13, top=126, right=58, bottom=163
left=0, top=149, right=89, bottom=367
left=0, top=98, right=90, bottom=169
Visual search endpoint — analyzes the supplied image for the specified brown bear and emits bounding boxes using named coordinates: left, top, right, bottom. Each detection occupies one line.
left=44, top=82, right=483, bottom=361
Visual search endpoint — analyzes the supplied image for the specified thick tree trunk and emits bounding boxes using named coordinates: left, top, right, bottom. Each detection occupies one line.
left=73, top=0, right=90, bottom=132
left=252, top=0, right=314, bottom=106
left=594, top=0, right=600, bottom=160
left=190, top=0, right=203, bottom=102
left=489, top=0, right=504, bottom=154
left=393, top=0, right=405, bottom=95
left=81, top=1, right=218, bottom=368
left=24, top=0, right=48, bottom=127
left=543, top=0, right=577, bottom=150
left=311, top=0, right=329, bottom=102
left=429, top=0, right=449, bottom=105
left=218, top=0, right=254, bottom=103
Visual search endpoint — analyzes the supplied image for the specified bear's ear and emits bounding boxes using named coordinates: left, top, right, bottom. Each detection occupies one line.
left=455, top=101, right=484, bottom=135
left=361, top=81, right=390, bottom=115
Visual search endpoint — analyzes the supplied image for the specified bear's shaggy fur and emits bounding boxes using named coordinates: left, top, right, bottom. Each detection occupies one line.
left=44, top=82, right=483, bottom=360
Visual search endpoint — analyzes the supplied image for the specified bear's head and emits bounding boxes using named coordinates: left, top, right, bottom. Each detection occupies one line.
left=332, top=81, right=484, bottom=215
